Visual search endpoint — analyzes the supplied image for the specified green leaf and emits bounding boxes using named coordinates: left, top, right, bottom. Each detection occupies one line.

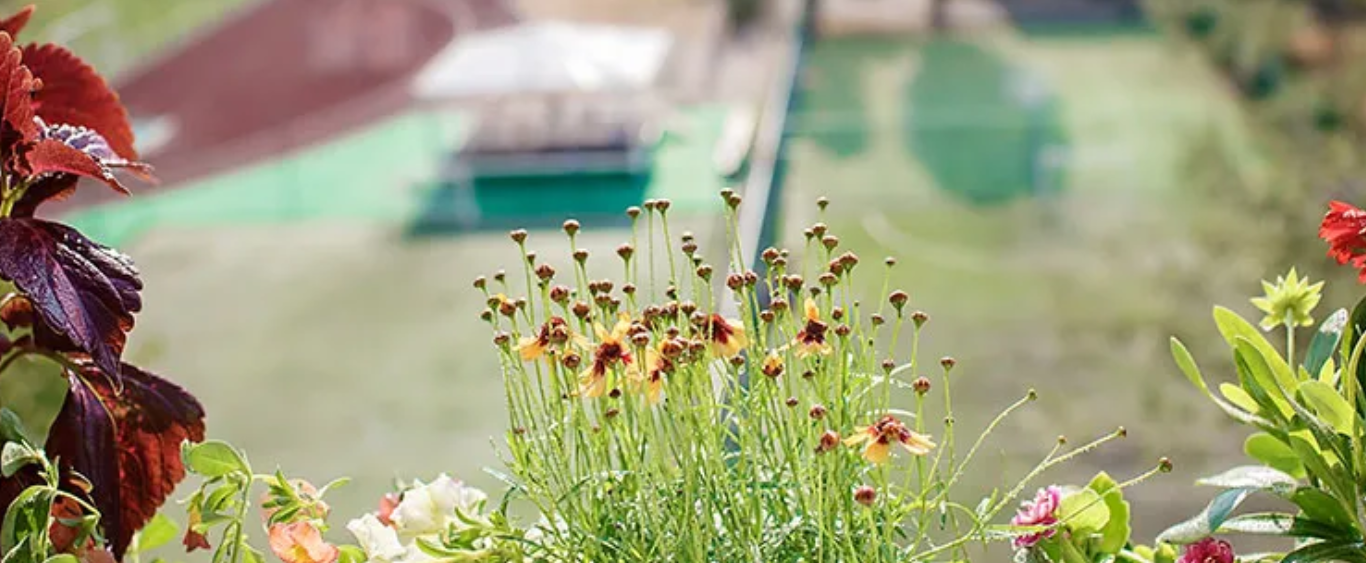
left=1290, top=488, right=1358, bottom=534
left=1305, top=309, right=1348, bottom=377
left=1283, top=539, right=1366, bottom=563
left=131, top=514, right=178, bottom=554
left=1, top=487, right=50, bottom=554
left=1058, top=488, right=1110, bottom=534
left=1195, top=465, right=1296, bottom=491
left=1156, top=488, right=1251, bottom=544
left=1086, top=472, right=1130, bottom=555
left=1244, top=433, right=1305, bottom=479
left=1217, top=307, right=1299, bottom=393
left=1172, top=338, right=1209, bottom=395
left=1215, top=512, right=1295, bottom=535
left=337, top=546, right=366, bottom=563
left=1233, top=339, right=1293, bottom=420
left=181, top=441, right=248, bottom=478
left=0, top=410, right=26, bottom=444
left=241, top=546, right=264, bottom=563
left=1298, top=380, right=1356, bottom=435
left=1219, top=383, right=1259, bottom=414
left=0, top=443, right=38, bottom=478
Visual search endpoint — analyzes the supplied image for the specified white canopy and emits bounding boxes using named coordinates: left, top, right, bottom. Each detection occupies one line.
left=411, top=21, right=674, bottom=100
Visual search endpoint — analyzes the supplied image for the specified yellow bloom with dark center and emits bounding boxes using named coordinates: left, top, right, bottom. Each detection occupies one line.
left=578, top=314, right=636, bottom=398
left=706, top=314, right=749, bottom=358
left=636, top=344, right=674, bottom=404
left=843, top=414, right=935, bottom=464
left=792, top=298, right=832, bottom=358
left=761, top=351, right=784, bottom=378
left=1250, top=267, right=1324, bottom=331
left=515, top=317, right=584, bottom=361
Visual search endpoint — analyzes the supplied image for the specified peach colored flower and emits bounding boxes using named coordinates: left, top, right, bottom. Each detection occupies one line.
left=843, top=414, right=935, bottom=463
left=268, top=522, right=339, bottom=563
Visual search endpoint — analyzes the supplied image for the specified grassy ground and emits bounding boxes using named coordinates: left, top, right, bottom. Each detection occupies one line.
left=781, top=27, right=1291, bottom=543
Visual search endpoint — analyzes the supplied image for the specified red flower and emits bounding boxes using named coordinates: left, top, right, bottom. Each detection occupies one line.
left=1177, top=537, right=1234, bottom=563
left=1320, top=200, right=1366, bottom=282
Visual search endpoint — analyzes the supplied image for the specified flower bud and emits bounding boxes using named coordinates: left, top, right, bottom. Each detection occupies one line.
left=597, top=280, right=614, bottom=294
left=622, top=283, right=636, bottom=295
left=940, top=356, right=956, bottom=371
left=549, top=285, right=570, bottom=304
left=888, top=290, right=909, bottom=312
left=562, top=353, right=581, bottom=370
left=828, top=260, right=844, bottom=276
left=821, top=235, right=839, bottom=251
left=681, top=241, right=698, bottom=255
left=743, top=271, right=759, bottom=286
left=680, top=301, right=698, bottom=316
left=831, top=307, right=844, bottom=321
left=870, top=314, right=885, bottom=326
left=785, top=397, right=799, bottom=407
left=771, top=298, right=789, bottom=312
left=665, top=286, right=679, bottom=300
left=802, top=370, right=815, bottom=380
left=912, top=376, right=931, bottom=395
left=881, top=359, right=896, bottom=373
left=573, top=249, right=589, bottom=264
left=834, top=324, right=851, bottom=337
left=572, top=301, right=591, bottom=319
left=803, top=228, right=815, bottom=240
left=509, top=229, right=528, bottom=243
left=838, top=252, right=859, bottom=269
left=808, top=404, right=827, bottom=420
left=493, top=270, right=506, bottom=283
left=818, top=273, right=838, bottom=287
left=726, top=194, right=742, bottom=208
left=761, top=247, right=780, bottom=264
left=609, top=388, right=623, bottom=399
left=759, top=310, right=775, bottom=323
left=535, top=263, right=556, bottom=281
left=478, top=309, right=493, bottom=322
left=817, top=430, right=840, bottom=453
left=626, top=206, right=641, bottom=219
left=719, top=188, right=735, bottom=201
left=854, top=486, right=876, bottom=507
left=726, top=274, right=744, bottom=290
left=643, top=199, right=657, bottom=211
left=661, top=339, right=685, bottom=359
left=655, top=199, right=672, bottom=212
left=911, top=311, right=929, bottom=328
left=605, top=408, right=620, bottom=419
left=811, top=223, right=828, bottom=237
left=631, top=332, right=651, bottom=347
left=562, top=220, right=580, bottom=236
left=493, top=332, right=511, bottom=346
left=784, top=275, right=804, bottom=290
left=473, top=275, right=487, bottom=290
left=816, top=196, right=829, bottom=210
left=696, top=264, right=713, bottom=280
left=594, top=294, right=613, bottom=308
left=728, top=355, right=745, bottom=367
left=1159, top=457, right=1174, bottom=473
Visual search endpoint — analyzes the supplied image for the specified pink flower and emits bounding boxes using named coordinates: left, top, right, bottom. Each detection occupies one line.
left=1178, top=537, right=1235, bottom=563
left=1011, top=486, right=1062, bottom=548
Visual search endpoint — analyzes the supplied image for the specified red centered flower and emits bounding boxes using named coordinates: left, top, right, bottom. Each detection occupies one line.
left=578, top=314, right=636, bottom=398
left=1010, top=486, right=1061, bottom=548
left=1320, top=200, right=1366, bottom=282
left=515, top=316, right=583, bottom=361
left=637, top=343, right=674, bottom=404
left=705, top=314, right=748, bottom=358
left=1177, top=537, right=1235, bottom=563
left=843, top=414, right=935, bottom=463
left=792, top=299, right=832, bottom=358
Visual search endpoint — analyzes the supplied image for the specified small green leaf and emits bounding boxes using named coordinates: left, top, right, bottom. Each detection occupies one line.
left=1305, top=309, right=1348, bottom=377
left=1172, top=338, right=1209, bottom=396
left=181, top=441, right=248, bottom=478
left=0, top=409, right=26, bottom=444
left=1244, top=433, right=1305, bottom=479
left=1086, top=472, right=1131, bottom=555
left=1298, top=380, right=1356, bottom=435
left=1, top=487, right=51, bottom=554
left=1215, top=512, right=1295, bottom=535
left=1195, top=465, right=1296, bottom=491
left=1283, top=539, right=1366, bottom=563
left=1217, top=308, right=1300, bottom=393
left=1058, top=488, right=1110, bottom=534
left=1290, top=488, right=1357, bottom=533
left=0, top=443, right=38, bottom=478
left=1219, top=383, right=1259, bottom=414
left=337, top=545, right=366, bottom=563
left=1234, top=339, right=1293, bottom=420
left=131, top=514, right=178, bottom=554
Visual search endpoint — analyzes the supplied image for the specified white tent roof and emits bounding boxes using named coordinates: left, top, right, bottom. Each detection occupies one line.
left=411, top=21, right=674, bottom=100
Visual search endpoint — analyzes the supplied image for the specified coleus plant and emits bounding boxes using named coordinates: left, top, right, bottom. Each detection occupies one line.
left=0, top=4, right=205, bottom=562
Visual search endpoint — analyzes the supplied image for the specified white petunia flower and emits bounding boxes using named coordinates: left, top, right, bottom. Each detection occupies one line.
left=346, top=514, right=405, bottom=562
left=390, top=474, right=488, bottom=537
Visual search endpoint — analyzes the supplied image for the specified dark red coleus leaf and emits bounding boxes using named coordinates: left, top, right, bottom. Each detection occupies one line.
left=0, top=6, right=33, bottom=39
left=22, top=43, right=137, bottom=161
left=48, top=360, right=206, bottom=559
left=0, top=31, right=35, bottom=156
left=0, top=219, right=141, bottom=378
left=22, top=138, right=129, bottom=193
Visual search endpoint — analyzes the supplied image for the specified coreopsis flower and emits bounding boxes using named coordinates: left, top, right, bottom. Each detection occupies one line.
left=1320, top=201, right=1366, bottom=282
left=346, top=514, right=406, bottom=563
left=843, top=414, right=935, bottom=463
left=1010, top=486, right=1061, bottom=548
left=268, top=521, right=339, bottom=563
left=515, top=316, right=583, bottom=361
left=579, top=314, right=636, bottom=398
left=792, top=299, right=832, bottom=358
left=761, top=351, right=784, bottom=378
left=1177, top=537, right=1234, bottom=563
left=390, top=474, right=488, bottom=537
left=637, top=344, right=674, bottom=404
left=705, top=314, right=748, bottom=358
left=1250, top=267, right=1323, bottom=330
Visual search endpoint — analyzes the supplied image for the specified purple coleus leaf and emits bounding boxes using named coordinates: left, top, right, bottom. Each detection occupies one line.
left=0, top=218, right=141, bottom=378
left=47, top=359, right=206, bottom=559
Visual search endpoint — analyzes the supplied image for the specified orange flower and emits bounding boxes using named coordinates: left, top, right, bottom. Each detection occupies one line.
left=515, top=316, right=583, bottom=361
left=844, top=415, right=935, bottom=464
left=705, top=314, right=748, bottom=358
left=792, top=299, right=832, bottom=358
left=636, top=344, right=675, bottom=404
left=268, top=521, right=339, bottom=563
left=578, top=314, right=636, bottom=398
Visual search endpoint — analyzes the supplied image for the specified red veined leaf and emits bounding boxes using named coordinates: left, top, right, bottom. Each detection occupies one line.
left=48, top=360, right=206, bottom=559
left=22, top=43, right=136, bottom=161
left=0, top=31, right=35, bottom=156
left=0, top=6, right=34, bottom=39
left=23, top=138, right=128, bottom=193
left=0, top=219, right=141, bottom=379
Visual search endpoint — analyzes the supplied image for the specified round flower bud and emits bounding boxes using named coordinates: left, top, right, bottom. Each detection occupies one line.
left=816, top=196, right=829, bottom=210
left=493, top=270, right=506, bottom=283
left=549, top=285, right=570, bottom=304
left=811, top=223, right=828, bottom=237
left=626, top=206, right=642, bottom=219
left=911, top=311, right=929, bottom=328
left=854, top=486, right=876, bottom=507
left=808, top=404, right=827, bottom=420
left=535, top=263, right=556, bottom=281
left=940, top=356, right=957, bottom=371
left=817, top=430, right=840, bottom=453
left=572, top=301, right=591, bottom=319
left=493, top=332, right=511, bottom=346
left=696, top=264, right=713, bottom=280
left=509, top=229, right=528, bottom=243
left=726, top=274, right=744, bottom=290
left=785, top=397, right=799, bottom=407
left=821, top=235, right=839, bottom=251
left=573, top=249, right=589, bottom=264
left=622, top=283, right=636, bottom=295
left=912, top=376, right=931, bottom=395
left=870, top=314, right=885, bottom=326
left=562, top=220, right=580, bottom=236
left=473, top=275, right=487, bottom=289
left=888, top=290, right=909, bottom=312
left=617, top=244, right=635, bottom=260
left=562, top=353, right=581, bottom=369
